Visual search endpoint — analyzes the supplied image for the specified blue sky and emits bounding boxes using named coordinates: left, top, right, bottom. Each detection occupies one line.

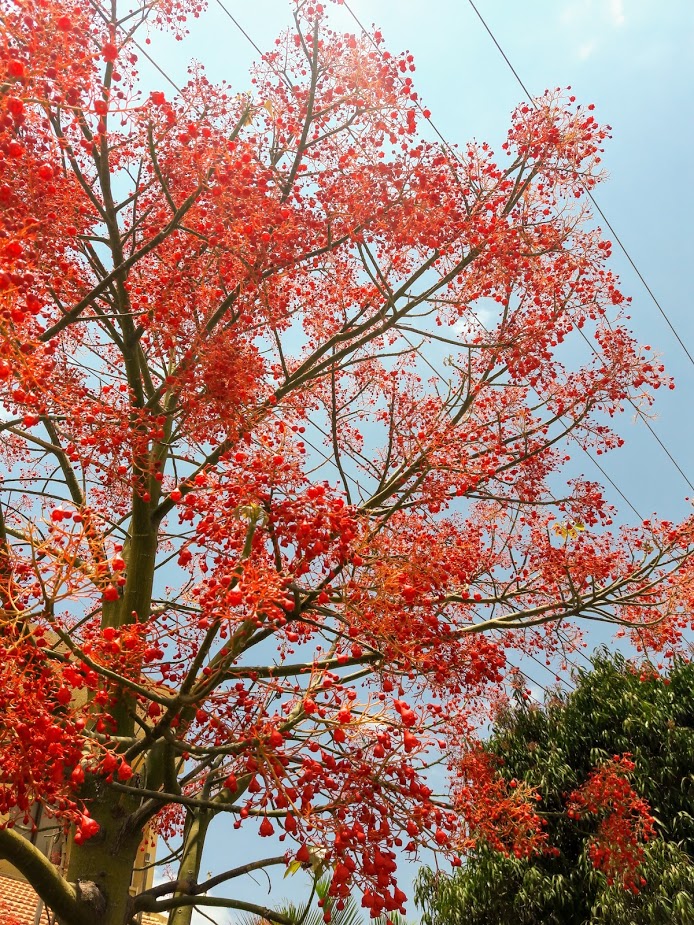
left=140, top=1, right=694, bottom=920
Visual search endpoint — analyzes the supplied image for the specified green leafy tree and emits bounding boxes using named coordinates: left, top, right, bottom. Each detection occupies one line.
left=415, top=651, right=694, bottom=925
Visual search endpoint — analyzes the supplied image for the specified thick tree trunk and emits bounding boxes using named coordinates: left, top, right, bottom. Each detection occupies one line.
left=65, top=481, right=160, bottom=924
left=65, top=780, right=144, bottom=925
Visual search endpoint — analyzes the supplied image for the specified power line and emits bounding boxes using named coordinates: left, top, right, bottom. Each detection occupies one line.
left=212, top=0, right=267, bottom=61
left=626, top=407, right=694, bottom=495
left=464, top=0, right=694, bottom=370
left=463, top=0, right=694, bottom=494
left=572, top=324, right=694, bottom=493
left=398, top=325, right=646, bottom=520
left=568, top=437, right=643, bottom=520
left=338, top=0, right=693, bottom=513
left=119, top=8, right=668, bottom=520
left=131, top=37, right=184, bottom=94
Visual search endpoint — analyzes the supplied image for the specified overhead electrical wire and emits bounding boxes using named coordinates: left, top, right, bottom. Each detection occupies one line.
left=574, top=326, right=694, bottom=493
left=464, top=0, right=694, bottom=370
left=117, top=0, right=691, bottom=512
left=103, top=5, right=673, bottom=694
left=130, top=37, right=184, bottom=93
left=339, top=0, right=692, bottom=505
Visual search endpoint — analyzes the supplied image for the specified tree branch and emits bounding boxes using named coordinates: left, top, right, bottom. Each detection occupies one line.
left=134, top=855, right=287, bottom=905
left=138, top=893, right=293, bottom=923
left=0, top=828, right=93, bottom=925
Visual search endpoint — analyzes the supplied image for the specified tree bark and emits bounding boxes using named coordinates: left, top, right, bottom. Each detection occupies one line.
left=168, top=807, right=213, bottom=925
left=64, top=779, right=144, bottom=925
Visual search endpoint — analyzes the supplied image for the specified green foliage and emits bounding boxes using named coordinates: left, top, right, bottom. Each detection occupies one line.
left=415, top=651, right=694, bottom=925
left=592, top=840, right=694, bottom=924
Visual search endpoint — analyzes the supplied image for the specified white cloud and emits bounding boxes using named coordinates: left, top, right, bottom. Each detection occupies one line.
left=609, top=0, right=626, bottom=27
left=578, top=40, right=597, bottom=60
left=561, top=0, right=627, bottom=27
left=452, top=301, right=501, bottom=334
left=560, top=0, right=629, bottom=60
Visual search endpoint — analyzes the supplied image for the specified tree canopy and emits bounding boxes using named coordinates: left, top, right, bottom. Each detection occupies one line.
left=415, top=651, right=694, bottom=925
left=1, top=1, right=694, bottom=923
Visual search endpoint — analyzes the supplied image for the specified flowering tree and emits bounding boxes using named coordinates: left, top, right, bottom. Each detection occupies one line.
left=1, top=1, right=693, bottom=924
left=414, top=652, right=694, bottom=925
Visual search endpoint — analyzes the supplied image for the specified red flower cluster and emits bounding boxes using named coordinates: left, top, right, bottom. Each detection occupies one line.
left=567, top=755, right=656, bottom=890
left=451, top=747, right=547, bottom=858
left=1, top=0, right=693, bottom=918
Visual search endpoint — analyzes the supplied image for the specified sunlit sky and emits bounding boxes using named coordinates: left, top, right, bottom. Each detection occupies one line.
left=139, top=1, right=694, bottom=920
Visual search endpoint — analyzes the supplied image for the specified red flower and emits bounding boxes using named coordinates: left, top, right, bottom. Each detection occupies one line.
left=101, top=42, right=118, bottom=62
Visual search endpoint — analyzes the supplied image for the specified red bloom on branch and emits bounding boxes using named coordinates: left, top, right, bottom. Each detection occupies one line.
left=101, top=42, right=118, bottom=62
left=567, top=755, right=656, bottom=888
left=0, top=2, right=693, bottom=923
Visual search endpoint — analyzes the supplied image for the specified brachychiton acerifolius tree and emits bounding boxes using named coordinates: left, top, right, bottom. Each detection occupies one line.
left=1, top=1, right=694, bottom=924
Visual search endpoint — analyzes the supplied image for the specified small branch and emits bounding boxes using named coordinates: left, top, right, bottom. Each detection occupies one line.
left=39, top=181, right=207, bottom=343
left=139, top=894, right=293, bottom=923
left=148, top=123, right=178, bottom=212
left=134, top=856, right=287, bottom=905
